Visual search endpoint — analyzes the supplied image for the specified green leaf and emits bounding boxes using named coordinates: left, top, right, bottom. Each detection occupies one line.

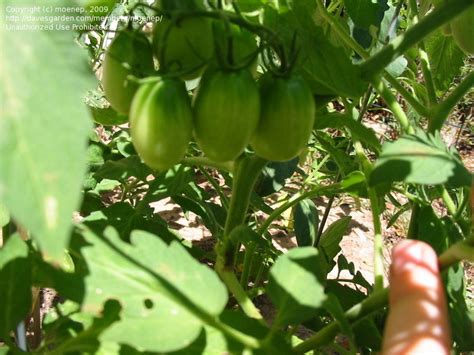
left=416, top=206, right=449, bottom=254
left=319, top=216, right=352, bottom=264
left=0, top=236, right=32, bottom=338
left=370, top=130, right=472, bottom=187
left=323, top=294, right=355, bottom=348
left=0, top=203, right=9, bottom=228
left=263, top=2, right=367, bottom=98
left=267, top=247, right=327, bottom=326
left=255, top=158, right=299, bottom=197
left=314, top=112, right=381, bottom=151
left=0, top=0, right=95, bottom=261
left=293, top=199, right=319, bottom=247
left=86, top=90, right=128, bottom=126
left=425, top=29, right=465, bottom=92
left=77, top=226, right=228, bottom=352
left=94, top=156, right=153, bottom=182
left=445, top=264, right=474, bottom=351
left=42, top=300, right=122, bottom=354
left=344, top=0, right=388, bottom=29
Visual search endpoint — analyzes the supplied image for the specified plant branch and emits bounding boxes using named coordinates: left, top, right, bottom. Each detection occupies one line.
left=429, top=71, right=474, bottom=132
left=214, top=155, right=267, bottom=320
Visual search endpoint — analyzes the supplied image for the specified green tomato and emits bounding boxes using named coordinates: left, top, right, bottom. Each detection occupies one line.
left=193, top=69, right=260, bottom=162
left=130, top=79, right=193, bottom=170
left=101, top=30, right=154, bottom=115
left=251, top=74, right=316, bottom=162
left=153, top=17, right=214, bottom=80
left=213, top=22, right=258, bottom=74
left=451, top=6, right=474, bottom=54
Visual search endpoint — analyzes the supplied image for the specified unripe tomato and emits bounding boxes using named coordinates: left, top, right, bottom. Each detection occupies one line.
left=153, top=17, right=214, bottom=80
left=130, top=79, right=193, bottom=170
left=451, top=6, right=474, bottom=54
left=101, top=30, right=154, bottom=115
left=193, top=69, right=260, bottom=162
left=213, top=22, right=258, bottom=74
left=251, top=74, right=315, bottom=162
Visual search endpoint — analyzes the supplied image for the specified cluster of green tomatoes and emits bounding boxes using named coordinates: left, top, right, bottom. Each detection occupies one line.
left=100, top=15, right=316, bottom=170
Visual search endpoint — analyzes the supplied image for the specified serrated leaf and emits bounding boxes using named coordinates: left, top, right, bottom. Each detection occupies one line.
left=370, top=130, right=471, bottom=187
left=77, top=226, right=228, bottom=352
left=0, top=236, right=32, bottom=337
left=263, top=1, right=367, bottom=98
left=267, top=247, right=327, bottom=326
left=294, top=199, right=319, bottom=247
left=0, top=0, right=95, bottom=261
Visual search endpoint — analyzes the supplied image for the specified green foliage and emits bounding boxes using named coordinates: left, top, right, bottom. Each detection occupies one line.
left=370, top=130, right=472, bottom=187
left=0, top=0, right=95, bottom=261
left=0, top=237, right=32, bottom=338
left=267, top=247, right=327, bottom=326
left=1, top=0, right=473, bottom=352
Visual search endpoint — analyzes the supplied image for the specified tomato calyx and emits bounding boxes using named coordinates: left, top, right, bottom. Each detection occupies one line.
left=212, top=20, right=260, bottom=72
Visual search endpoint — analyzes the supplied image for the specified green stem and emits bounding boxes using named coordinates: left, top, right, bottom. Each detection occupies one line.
left=361, top=0, right=474, bottom=80
left=384, top=74, right=429, bottom=117
left=199, top=167, right=230, bottom=210
left=214, top=155, right=267, bottom=319
left=454, top=187, right=470, bottom=221
left=182, top=156, right=234, bottom=173
left=429, top=71, right=474, bottom=132
left=315, top=194, right=336, bottom=246
left=407, top=203, right=420, bottom=239
left=240, top=246, right=255, bottom=289
left=257, top=184, right=341, bottom=236
left=372, top=79, right=414, bottom=134
left=353, top=141, right=384, bottom=291
left=217, top=267, right=264, bottom=321
left=439, top=186, right=457, bottom=216
left=315, top=0, right=368, bottom=60
left=253, top=262, right=266, bottom=288
left=293, top=237, right=474, bottom=353
left=407, top=0, right=438, bottom=106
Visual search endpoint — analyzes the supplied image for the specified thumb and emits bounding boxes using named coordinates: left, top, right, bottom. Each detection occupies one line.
left=381, top=239, right=451, bottom=354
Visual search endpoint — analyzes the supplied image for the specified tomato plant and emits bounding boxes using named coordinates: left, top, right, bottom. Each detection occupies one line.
left=1, top=0, right=473, bottom=354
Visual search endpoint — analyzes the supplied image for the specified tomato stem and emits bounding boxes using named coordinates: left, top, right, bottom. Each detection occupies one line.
left=214, top=154, right=267, bottom=320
